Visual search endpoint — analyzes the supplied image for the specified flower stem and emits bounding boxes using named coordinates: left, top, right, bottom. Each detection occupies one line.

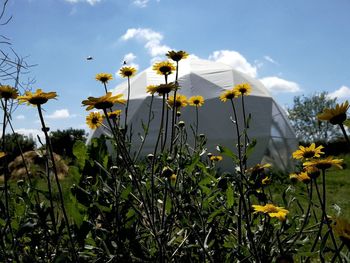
left=124, top=76, right=131, bottom=137
left=339, top=123, right=350, bottom=147
left=37, top=105, right=78, bottom=261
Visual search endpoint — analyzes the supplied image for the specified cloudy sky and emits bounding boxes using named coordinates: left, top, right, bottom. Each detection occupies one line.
left=2, top=0, right=350, bottom=138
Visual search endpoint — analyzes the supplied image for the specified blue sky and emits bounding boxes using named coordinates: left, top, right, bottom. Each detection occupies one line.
left=2, top=0, right=350, bottom=138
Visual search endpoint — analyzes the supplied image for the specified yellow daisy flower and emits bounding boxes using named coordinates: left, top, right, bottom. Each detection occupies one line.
left=95, top=73, right=113, bottom=84
left=247, top=163, right=272, bottom=174
left=86, top=112, right=103, bottom=129
left=153, top=61, right=176, bottom=76
left=0, top=152, right=6, bottom=158
left=0, top=85, right=18, bottom=100
left=146, top=85, right=158, bottom=95
left=233, top=83, right=252, bottom=96
left=119, top=66, right=137, bottom=78
left=154, top=83, right=177, bottom=95
left=82, top=92, right=126, bottom=111
left=107, top=109, right=122, bottom=119
left=166, top=50, right=189, bottom=62
left=252, top=204, right=289, bottom=221
left=210, top=155, right=223, bottom=162
left=331, top=217, right=350, bottom=242
left=188, top=95, right=205, bottom=107
left=18, top=89, right=57, bottom=106
left=167, top=94, right=187, bottom=108
left=292, top=143, right=325, bottom=160
left=220, top=89, right=238, bottom=102
left=303, top=156, right=343, bottom=170
left=294, top=172, right=311, bottom=184
left=304, top=166, right=321, bottom=179
left=318, top=101, right=349, bottom=125
left=289, top=173, right=299, bottom=183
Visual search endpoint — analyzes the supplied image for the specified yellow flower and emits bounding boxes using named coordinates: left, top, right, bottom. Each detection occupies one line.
left=289, top=173, right=299, bottom=183
left=247, top=163, right=272, bottom=174
left=304, top=166, right=321, bottom=179
left=146, top=85, right=158, bottom=95
left=220, top=89, right=238, bottom=102
left=119, top=66, right=137, bottom=78
left=210, top=155, right=223, bottom=162
left=166, top=50, right=189, bottom=62
left=170, top=174, right=177, bottom=183
left=188, top=96, right=205, bottom=107
left=0, top=152, right=6, bottom=158
left=86, top=112, right=103, bottom=129
left=252, top=204, right=289, bottom=221
left=18, top=89, right=57, bottom=106
left=0, top=85, right=18, bottom=100
left=331, top=217, right=350, bottom=242
left=303, top=156, right=343, bottom=170
left=318, top=101, right=349, bottom=125
left=107, top=109, right=122, bottom=119
left=294, top=172, right=311, bottom=184
left=82, top=92, right=126, bottom=111
left=233, top=83, right=252, bottom=96
left=153, top=61, right=176, bottom=76
left=95, top=73, right=113, bottom=84
left=154, top=83, right=176, bottom=95
left=261, top=176, right=271, bottom=185
left=167, top=94, right=187, bottom=108
left=292, top=143, right=325, bottom=160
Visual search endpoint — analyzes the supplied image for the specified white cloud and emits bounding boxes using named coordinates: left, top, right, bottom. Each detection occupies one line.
left=120, top=28, right=171, bottom=57
left=264, top=55, right=278, bottom=65
left=133, top=0, right=149, bottom=8
left=259, top=76, right=301, bottom=93
left=45, top=109, right=75, bottom=119
left=65, top=0, right=101, bottom=5
left=208, top=50, right=258, bottom=78
left=328, top=85, right=350, bottom=99
left=16, top=115, right=25, bottom=120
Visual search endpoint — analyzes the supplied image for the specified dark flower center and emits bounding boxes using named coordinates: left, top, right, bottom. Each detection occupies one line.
left=303, top=151, right=316, bottom=158
left=95, top=101, right=114, bottom=109
left=330, top=113, right=347, bottom=125
left=159, top=66, right=172, bottom=74
left=29, top=96, right=48, bottom=105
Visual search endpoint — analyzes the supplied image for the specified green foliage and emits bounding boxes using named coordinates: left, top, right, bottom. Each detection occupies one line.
left=287, top=92, right=340, bottom=142
left=3, top=133, right=35, bottom=162
left=50, top=128, right=86, bottom=159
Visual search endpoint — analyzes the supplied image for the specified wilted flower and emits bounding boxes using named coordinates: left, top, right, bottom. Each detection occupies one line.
left=154, top=83, right=176, bottom=95
left=18, top=89, right=57, bottom=106
left=146, top=85, right=158, bottom=95
left=107, top=109, right=122, bottom=119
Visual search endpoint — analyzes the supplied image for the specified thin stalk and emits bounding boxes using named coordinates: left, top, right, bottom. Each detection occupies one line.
left=339, top=123, right=350, bottom=146
left=241, top=95, right=248, bottom=170
left=103, top=82, right=108, bottom=94
left=124, top=76, right=131, bottom=135
left=170, top=61, right=179, bottom=153
left=194, top=106, right=198, bottom=150
left=37, top=105, right=78, bottom=262
left=44, top=151, right=57, bottom=235
left=162, top=94, right=170, bottom=151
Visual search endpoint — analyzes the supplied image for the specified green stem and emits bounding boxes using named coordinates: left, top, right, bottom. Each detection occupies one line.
left=124, top=76, right=130, bottom=136
left=37, top=105, right=78, bottom=261
left=339, top=123, right=350, bottom=147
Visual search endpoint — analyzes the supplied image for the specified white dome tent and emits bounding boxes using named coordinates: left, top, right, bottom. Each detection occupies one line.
left=91, top=57, right=297, bottom=171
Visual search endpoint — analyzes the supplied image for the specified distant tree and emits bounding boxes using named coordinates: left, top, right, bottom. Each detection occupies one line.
left=3, top=133, right=36, bottom=163
left=49, top=128, right=87, bottom=158
left=287, top=92, right=341, bottom=143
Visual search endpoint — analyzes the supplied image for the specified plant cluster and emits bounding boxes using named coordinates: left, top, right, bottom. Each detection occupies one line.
left=0, top=50, right=349, bottom=262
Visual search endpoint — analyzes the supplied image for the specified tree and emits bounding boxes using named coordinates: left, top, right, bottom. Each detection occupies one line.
left=3, top=133, right=35, bottom=163
left=287, top=92, right=341, bottom=143
left=49, top=128, right=87, bottom=159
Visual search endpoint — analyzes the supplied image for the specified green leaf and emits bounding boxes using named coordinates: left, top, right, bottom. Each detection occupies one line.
left=165, top=196, right=172, bottom=214
left=73, top=140, right=88, bottom=169
left=245, top=138, right=257, bottom=158
left=226, top=184, right=234, bottom=208
left=68, top=165, right=81, bottom=184
left=216, top=145, right=238, bottom=162
left=185, top=155, right=200, bottom=174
